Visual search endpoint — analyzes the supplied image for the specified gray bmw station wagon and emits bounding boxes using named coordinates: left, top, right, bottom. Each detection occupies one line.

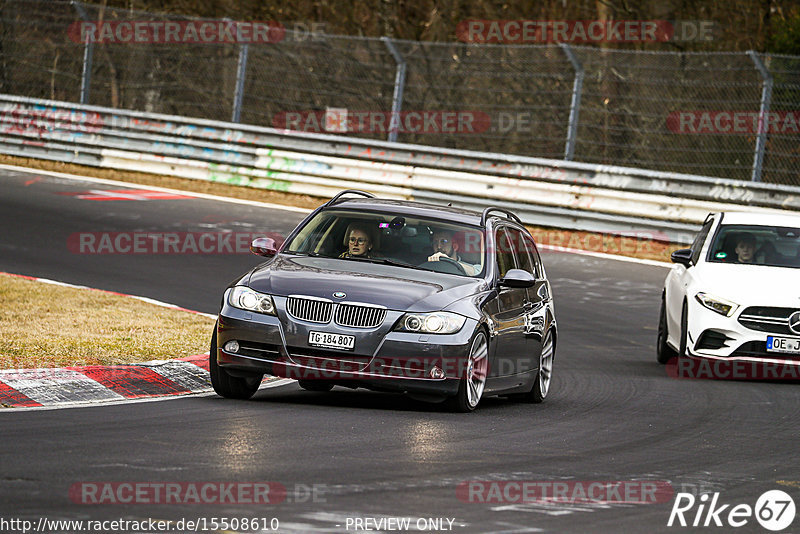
left=211, top=190, right=557, bottom=411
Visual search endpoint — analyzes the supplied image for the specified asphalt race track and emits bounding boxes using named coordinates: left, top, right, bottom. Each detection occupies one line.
left=1, top=168, right=798, bottom=534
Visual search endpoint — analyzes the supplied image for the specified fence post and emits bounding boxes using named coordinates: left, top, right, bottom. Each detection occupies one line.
left=231, top=35, right=249, bottom=123
left=748, top=50, right=772, bottom=183
left=382, top=37, right=406, bottom=143
left=560, top=43, right=584, bottom=162
left=71, top=1, right=94, bottom=105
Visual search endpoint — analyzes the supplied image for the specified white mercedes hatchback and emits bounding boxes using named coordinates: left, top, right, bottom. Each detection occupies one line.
left=658, top=211, right=800, bottom=366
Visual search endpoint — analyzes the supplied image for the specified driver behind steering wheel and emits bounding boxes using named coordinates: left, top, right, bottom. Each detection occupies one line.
left=427, top=229, right=477, bottom=275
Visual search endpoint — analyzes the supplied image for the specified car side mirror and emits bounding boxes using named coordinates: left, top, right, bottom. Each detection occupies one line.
left=499, top=268, right=536, bottom=288
left=671, top=248, right=693, bottom=267
left=250, top=237, right=278, bottom=258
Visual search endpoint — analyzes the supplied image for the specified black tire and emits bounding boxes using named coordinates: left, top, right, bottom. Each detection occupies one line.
left=446, top=330, right=489, bottom=412
left=298, top=380, right=334, bottom=392
left=656, top=296, right=678, bottom=364
left=209, top=326, right=263, bottom=400
left=679, top=300, right=689, bottom=358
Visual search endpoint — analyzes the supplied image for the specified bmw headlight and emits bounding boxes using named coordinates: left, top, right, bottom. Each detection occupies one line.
left=695, top=292, right=739, bottom=317
left=395, top=311, right=466, bottom=334
left=228, top=286, right=276, bottom=315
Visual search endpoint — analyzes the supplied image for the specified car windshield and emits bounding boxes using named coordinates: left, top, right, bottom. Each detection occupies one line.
left=283, top=208, right=486, bottom=277
left=707, top=224, right=800, bottom=268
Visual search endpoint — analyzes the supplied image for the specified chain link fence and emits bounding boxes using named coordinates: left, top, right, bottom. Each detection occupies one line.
left=1, top=0, right=798, bottom=185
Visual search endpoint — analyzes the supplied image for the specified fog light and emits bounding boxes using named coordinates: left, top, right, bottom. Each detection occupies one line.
left=430, top=366, right=445, bottom=379
left=224, top=340, right=240, bottom=353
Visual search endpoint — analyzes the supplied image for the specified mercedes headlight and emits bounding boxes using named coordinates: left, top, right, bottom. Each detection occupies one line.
left=395, top=311, right=466, bottom=334
left=228, top=286, right=276, bottom=315
left=695, top=292, right=738, bottom=317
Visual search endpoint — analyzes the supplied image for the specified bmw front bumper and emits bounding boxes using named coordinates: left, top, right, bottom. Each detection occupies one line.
left=215, top=305, right=479, bottom=397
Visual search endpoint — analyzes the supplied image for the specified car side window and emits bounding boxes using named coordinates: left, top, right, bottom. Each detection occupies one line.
left=691, top=220, right=713, bottom=264
left=507, top=228, right=536, bottom=277
left=495, top=226, right=517, bottom=278
left=523, top=236, right=544, bottom=278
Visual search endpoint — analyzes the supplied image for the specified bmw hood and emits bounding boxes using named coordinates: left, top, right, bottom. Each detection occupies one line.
left=693, top=263, right=800, bottom=307
left=246, top=254, right=486, bottom=312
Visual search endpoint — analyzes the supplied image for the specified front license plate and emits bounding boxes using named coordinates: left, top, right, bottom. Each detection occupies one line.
left=308, top=331, right=355, bottom=351
left=766, top=336, right=800, bottom=354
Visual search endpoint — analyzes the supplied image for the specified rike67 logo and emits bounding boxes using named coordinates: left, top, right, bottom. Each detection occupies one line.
left=668, top=490, right=796, bottom=531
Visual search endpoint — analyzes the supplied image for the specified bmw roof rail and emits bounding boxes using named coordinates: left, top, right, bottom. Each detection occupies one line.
left=325, top=190, right=376, bottom=206
left=481, top=207, right=523, bottom=226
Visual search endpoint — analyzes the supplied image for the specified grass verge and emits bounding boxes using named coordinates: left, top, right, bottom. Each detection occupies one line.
left=0, top=273, right=215, bottom=370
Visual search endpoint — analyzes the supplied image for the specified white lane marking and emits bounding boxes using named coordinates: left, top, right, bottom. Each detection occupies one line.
left=0, top=163, right=312, bottom=214
left=481, top=522, right=543, bottom=534
left=261, top=378, right=297, bottom=388
left=93, top=463, right=187, bottom=471
left=490, top=501, right=621, bottom=516
left=125, top=295, right=217, bottom=320
left=539, top=243, right=671, bottom=268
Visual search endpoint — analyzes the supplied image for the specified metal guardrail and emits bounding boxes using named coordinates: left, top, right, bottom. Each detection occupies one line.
left=2, top=94, right=800, bottom=245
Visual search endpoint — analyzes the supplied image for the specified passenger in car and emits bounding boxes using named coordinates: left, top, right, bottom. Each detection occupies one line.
left=339, top=223, right=376, bottom=258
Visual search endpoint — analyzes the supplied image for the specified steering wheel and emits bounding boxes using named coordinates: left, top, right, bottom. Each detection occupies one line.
left=418, top=256, right=467, bottom=275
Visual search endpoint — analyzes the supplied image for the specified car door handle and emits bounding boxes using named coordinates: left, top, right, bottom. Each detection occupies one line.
left=523, top=301, right=535, bottom=310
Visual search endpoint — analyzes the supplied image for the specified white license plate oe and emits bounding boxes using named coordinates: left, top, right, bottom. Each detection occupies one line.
left=308, top=331, right=355, bottom=351
left=766, top=336, right=800, bottom=354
